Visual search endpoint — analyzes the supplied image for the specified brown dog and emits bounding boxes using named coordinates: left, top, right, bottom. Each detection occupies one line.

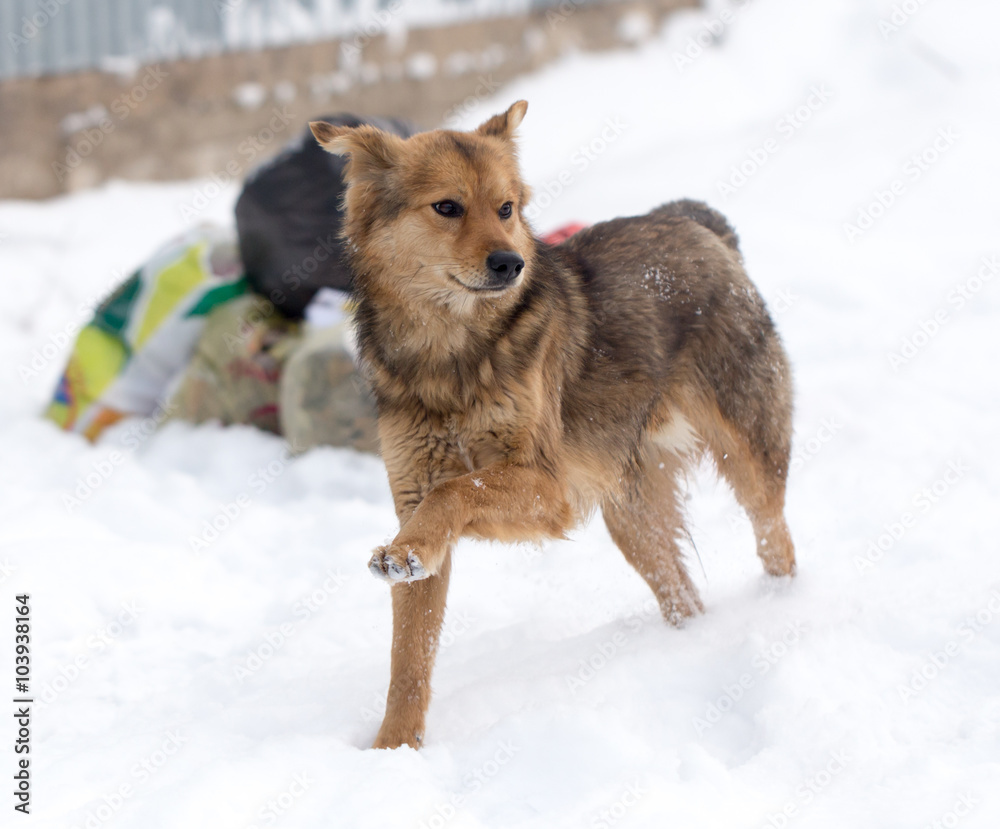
left=310, top=101, right=796, bottom=750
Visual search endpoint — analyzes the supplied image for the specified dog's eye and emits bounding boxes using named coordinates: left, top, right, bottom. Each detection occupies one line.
left=498, top=202, right=513, bottom=219
left=432, top=200, right=463, bottom=217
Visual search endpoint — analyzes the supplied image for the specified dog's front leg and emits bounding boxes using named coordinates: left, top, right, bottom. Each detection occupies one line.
left=372, top=490, right=455, bottom=750
left=370, top=416, right=466, bottom=749
left=371, top=462, right=570, bottom=750
left=372, top=550, right=452, bottom=750
left=369, top=411, right=469, bottom=583
left=374, top=463, right=574, bottom=578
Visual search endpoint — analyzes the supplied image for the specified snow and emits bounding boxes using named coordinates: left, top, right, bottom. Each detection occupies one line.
left=406, top=52, right=439, bottom=82
left=232, top=83, right=269, bottom=111
left=2, top=0, right=1000, bottom=826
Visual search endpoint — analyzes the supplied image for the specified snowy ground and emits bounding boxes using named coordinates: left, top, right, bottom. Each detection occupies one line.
left=2, top=0, right=999, bottom=826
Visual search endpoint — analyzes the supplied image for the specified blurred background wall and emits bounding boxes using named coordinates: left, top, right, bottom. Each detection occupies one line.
left=0, top=0, right=696, bottom=199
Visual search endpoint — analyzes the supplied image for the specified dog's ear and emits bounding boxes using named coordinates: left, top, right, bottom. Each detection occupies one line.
left=475, top=100, right=528, bottom=140
left=310, top=122, right=403, bottom=173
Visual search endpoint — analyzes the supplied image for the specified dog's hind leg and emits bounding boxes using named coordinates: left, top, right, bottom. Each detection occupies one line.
left=601, top=451, right=704, bottom=626
left=373, top=548, right=452, bottom=750
left=699, top=400, right=796, bottom=577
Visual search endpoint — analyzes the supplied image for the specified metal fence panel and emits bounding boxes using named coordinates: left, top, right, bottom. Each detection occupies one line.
left=1, top=0, right=603, bottom=80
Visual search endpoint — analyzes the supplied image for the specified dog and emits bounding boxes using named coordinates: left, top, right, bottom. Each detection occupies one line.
left=310, top=101, right=796, bottom=750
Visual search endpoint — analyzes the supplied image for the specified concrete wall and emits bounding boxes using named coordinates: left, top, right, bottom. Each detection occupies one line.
left=0, top=0, right=695, bottom=200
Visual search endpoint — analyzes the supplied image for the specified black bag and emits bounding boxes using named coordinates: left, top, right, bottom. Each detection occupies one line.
left=235, top=114, right=417, bottom=318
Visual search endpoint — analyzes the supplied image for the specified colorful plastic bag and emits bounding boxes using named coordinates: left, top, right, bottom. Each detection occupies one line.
left=46, top=226, right=247, bottom=440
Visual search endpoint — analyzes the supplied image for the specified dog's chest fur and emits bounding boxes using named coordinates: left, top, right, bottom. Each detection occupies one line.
left=358, top=279, right=568, bottom=477
left=400, top=362, right=534, bottom=468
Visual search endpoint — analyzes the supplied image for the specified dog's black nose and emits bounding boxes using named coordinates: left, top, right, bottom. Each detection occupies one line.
left=486, top=250, right=525, bottom=284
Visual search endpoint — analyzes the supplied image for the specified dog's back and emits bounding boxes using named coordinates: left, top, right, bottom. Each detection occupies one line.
left=651, top=198, right=742, bottom=253
left=552, top=201, right=792, bottom=493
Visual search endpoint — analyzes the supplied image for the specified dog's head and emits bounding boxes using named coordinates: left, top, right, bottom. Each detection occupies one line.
left=310, top=101, right=533, bottom=315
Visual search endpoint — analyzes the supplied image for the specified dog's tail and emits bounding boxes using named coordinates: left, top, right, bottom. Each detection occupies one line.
left=654, top=199, right=741, bottom=254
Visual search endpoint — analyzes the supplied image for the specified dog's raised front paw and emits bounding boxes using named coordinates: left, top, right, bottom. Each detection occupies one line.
left=368, top=545, right=429, bottom=583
